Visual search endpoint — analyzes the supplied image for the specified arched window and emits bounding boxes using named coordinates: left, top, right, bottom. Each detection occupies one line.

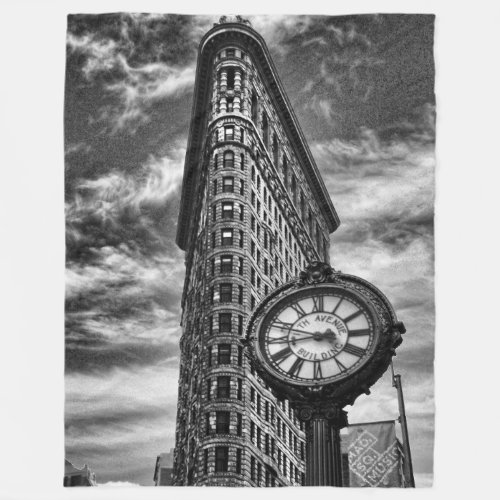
left=262, top=112, right=269, bottom=148
left=223, top=150, right=234, bottom=168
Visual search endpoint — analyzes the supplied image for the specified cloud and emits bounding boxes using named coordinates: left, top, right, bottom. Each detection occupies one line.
left=66, top=366, right=178, bottom=485
left=66, top=145, right=185, bottom=262
left=66, top=14, right=211, bottom=133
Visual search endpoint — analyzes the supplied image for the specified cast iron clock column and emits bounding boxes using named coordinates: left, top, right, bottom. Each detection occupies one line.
left=245, top=261, right=406, bottom=486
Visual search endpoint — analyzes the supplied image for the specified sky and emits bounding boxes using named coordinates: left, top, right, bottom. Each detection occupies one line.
left=64, top=13, right=435, bottom=487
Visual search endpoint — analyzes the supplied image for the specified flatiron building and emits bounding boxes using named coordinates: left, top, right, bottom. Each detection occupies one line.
left=173, top=15, right=340, bottom=486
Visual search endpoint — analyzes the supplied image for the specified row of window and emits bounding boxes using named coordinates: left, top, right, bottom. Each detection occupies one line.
left=212, top=201, right=244, bottom=221
left=210, top=254, right=243, bottom=275
left=212, top=228, right=244, bottom=247
left=210, top=283, right=244, bottom=304
left=207, top=376, right=243, bottom=400
left=208, top=313, right=244, bottom=335
left=206, top=411, right=243, bottom=436
left=202, top=445, right=303, bottom=486
left=207, top=344, right=243, bottom=366
left=214, top=150, right=245, bottom=170
left=214, top=126, right=245, bottom=144
left=213, top=176, right=244, bottom=195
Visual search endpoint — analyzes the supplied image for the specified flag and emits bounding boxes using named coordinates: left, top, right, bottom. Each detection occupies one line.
left=344, top=421, right=404, bottom=487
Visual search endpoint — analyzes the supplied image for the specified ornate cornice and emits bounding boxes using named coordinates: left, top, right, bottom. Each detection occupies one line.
left=176, top=21, right=340, bottom=251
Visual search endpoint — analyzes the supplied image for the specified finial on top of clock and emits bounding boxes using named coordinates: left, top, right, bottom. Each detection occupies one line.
left=299, top=261, right=340, bottom=285
left=218, top=15, right=252, bottom=26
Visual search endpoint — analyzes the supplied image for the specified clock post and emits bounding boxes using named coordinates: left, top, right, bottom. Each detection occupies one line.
left=246, top=262, right=406, bottom=487
left=295, top=403, right=347, bottom=486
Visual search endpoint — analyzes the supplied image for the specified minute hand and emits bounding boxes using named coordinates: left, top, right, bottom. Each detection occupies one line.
left=288, top=328, right=328, bottom=337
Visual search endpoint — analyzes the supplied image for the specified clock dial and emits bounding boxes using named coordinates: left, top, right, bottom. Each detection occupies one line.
left=257, top=287, right=377, bottom=386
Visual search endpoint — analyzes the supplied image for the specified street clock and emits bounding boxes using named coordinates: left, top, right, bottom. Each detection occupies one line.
left=246, top=262, right=406, bottom=409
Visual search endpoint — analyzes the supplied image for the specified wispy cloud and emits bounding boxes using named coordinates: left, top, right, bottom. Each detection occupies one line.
left=66, top=14, right=210, bottom=132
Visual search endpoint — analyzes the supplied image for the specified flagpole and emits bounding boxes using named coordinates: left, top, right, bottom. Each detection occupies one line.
left=391, top=361, right=415, bottom=487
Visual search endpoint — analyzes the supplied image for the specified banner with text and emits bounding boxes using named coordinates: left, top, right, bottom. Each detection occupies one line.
left=346, top=421, right=404, bottom=487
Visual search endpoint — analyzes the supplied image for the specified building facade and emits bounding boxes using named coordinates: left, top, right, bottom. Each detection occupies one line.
left=63, top=459, right=96, bottom=486
left=154, top=449, right=174, bottom=486
left=173, top=16, right=340, bottom=486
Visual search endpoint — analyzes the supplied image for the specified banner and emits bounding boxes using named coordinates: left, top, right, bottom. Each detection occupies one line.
left=345, top=421, right=404, bottom=487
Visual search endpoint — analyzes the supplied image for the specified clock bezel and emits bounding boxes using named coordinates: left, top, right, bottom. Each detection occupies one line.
left=254, top=284, right=381, bottom=387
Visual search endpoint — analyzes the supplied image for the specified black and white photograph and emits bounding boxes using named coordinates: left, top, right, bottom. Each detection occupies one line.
left=64, top=13, right=434, bottom=487
left=1, top=2, right=499, bottom=499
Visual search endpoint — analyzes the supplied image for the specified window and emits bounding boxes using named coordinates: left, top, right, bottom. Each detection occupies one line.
left=208, top=346, right=212, bottom=367
left=236, top=449, right=242, bottom=474
left=207, top=379, right=212, bottom=400
left=250, top=421, right=255, bottom=441
left=223, top=176, right=234, bottom=193
left=219, top=283, right=233, bottom=302
left=226, top=48, right=235, bottom=58
left=238, top=257, right=244, bottom=275
left=238, top=315, right=243, bottom=335
left=206, top=412, right=211, bottom=434
left=227, top=67, right=235, bottom=89
left=239, top=230, right=244, bottom=248
left=251, top=456, right=256, bottom=481
left=225, top=126, right=234, bottom=141
left=215, top=446, right=229, bottom=472
left=217, top=376, right=230, bottom=398
left=257, top=427, right=261, bottom=449
left=216, top=411, right=230, bottom=434
left=204, top=449, right=209, bottom=475
left=238, top=285, right=243, bottom=304
left=212, top=232, right=216, bottom=248
left=221, top=202, right=233, bottom=219
left=223, top=150, right=234, bottom=168
left=239, top=179, right=245, bottom=195
left=211, top=258, right=215, bottom=276
left=238, top=345, right=243, bottom=366
left=227, top=97, right=234, bottom=112
left=219, top=313, right=231, bottom=333
left=237, top=413, right=242, bottom=436
left=218, top=344, right=231, bottom=364
left=239, top=204, right=244, bottom=222
left=262, top=112, right=269, bottom=148
left=240, top=153, right=245, bottom=170
left=237, top=378, right=242, bottom=400
left=291, top=174, right=297, bottom=205
left=213, top=179, right=217, bottom=195
left=214, top=154, right=218, bottom=169
left=251, top=93, right=258, bottom=124
left=220, top=255, right=233, bottom=273
left=212, top=205, right=217, bottom=222
left=240, top=128, right=245, bottom=143
left=209, top=315, right=213, bottom=335
left=221, top=228, right=233, bottom=245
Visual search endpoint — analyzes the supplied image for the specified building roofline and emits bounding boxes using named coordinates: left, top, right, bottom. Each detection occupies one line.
left=176, top=20, right=340, bottom=251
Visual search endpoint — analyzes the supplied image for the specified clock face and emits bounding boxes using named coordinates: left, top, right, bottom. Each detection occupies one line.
left=256, top=286, right=378, bottom=386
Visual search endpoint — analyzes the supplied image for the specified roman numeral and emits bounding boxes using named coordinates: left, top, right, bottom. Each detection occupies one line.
left=313, top=361, right=323, bottom=379
left=267, top=335, right=289, bottom=344
left=288, top=357, right=304, bottom=377
left=290, top=302, right=307, bottom=318
left=343, top=310, right=364, bottom=323
left=335, top=357, right=347, bottom=372
left=271, top=320, right=293, bottom=331
left=271, top=346, right=293, bottom=364
left=332, top=297, right=343, bottom=315
left=343, top=343, right=366, bottom=357
left=348, top=328, right=371, bottom=337
left=311, top=295, right=324, bottom=313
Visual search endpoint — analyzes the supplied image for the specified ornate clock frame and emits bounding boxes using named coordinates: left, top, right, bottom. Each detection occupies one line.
left=245, top=261, right=406, bottom=485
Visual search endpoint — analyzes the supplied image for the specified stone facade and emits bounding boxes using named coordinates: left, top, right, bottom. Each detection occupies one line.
left=173, top=16, right=340, bottom=486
